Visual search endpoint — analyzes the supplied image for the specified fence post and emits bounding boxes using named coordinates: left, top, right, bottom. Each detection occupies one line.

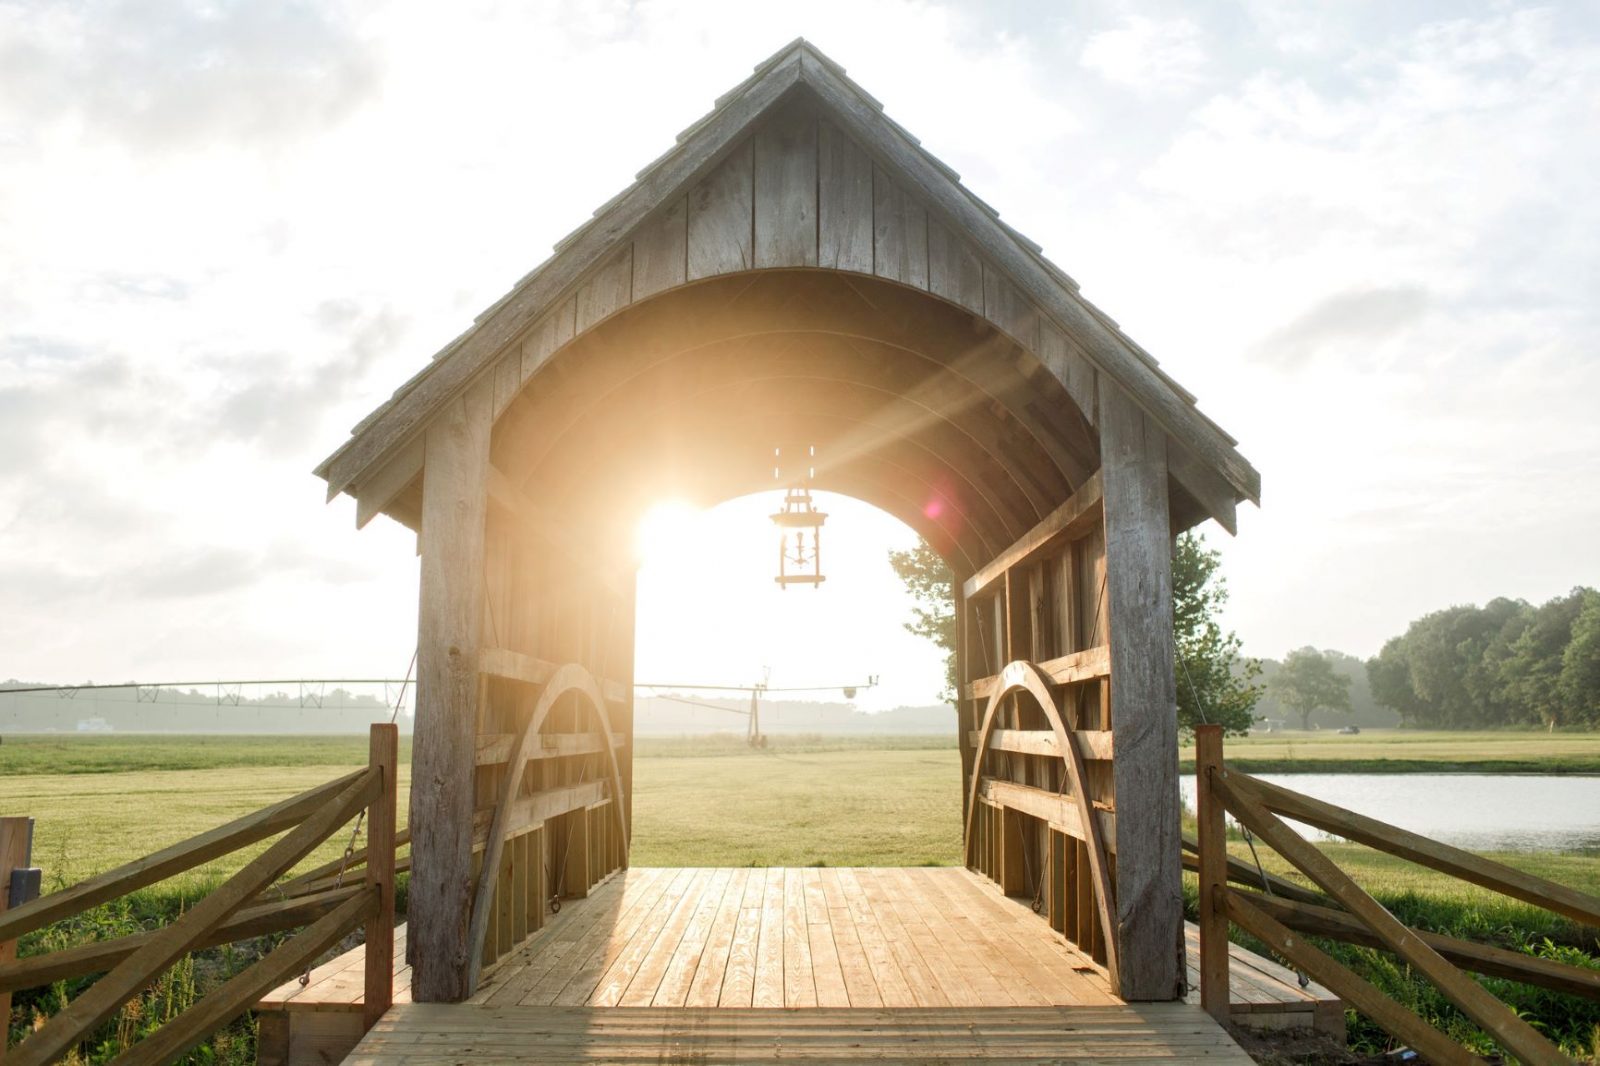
left=0, top=817, right=33, bottom=1062
left=364, top=725, right=398, bottom=1031
left=1195, top=725, right=1230, bottom=1022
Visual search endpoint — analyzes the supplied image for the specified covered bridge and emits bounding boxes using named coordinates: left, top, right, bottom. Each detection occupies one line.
left=311, top=36, right=1267, bottom=1050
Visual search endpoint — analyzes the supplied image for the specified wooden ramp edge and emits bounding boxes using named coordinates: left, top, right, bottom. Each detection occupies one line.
left=343, top=1004, right=1256, bottom=1064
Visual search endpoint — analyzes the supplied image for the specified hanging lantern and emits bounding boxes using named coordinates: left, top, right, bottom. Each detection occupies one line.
left=771, top=486, right=827, bottom=588
left=771, top=445, right=826, bottom=589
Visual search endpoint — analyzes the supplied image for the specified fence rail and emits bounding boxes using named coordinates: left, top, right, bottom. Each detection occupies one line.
left=1194, top=724, right=1595, bottom=1065
left=0, top=724, right=399, bottom=1065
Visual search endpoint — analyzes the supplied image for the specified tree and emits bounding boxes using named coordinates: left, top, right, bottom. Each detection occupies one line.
left=1272, top=647, right=1351, bottom=730
left=888, top=531, right=1261, bottom=733
left=1559, top=589, right=1600, bottom=728
left=887, top=539, right=957, bottom=702
left=1172, top=533, right=1260, bottom=736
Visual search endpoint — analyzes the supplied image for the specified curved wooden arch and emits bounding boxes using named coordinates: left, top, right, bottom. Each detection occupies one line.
left=465, top=662, right=630, bottom=992
left=962, top=660, right=1119, bottom=986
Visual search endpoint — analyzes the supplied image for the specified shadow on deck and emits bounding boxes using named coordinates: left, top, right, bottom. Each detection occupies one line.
left=258, top=867, right=1338, bottom=1064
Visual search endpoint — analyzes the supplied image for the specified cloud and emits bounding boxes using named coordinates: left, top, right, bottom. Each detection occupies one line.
left=1254, top=285, right=1431, bottom=369
left=1080, top=15, right=1209, bottom=94
left=0, top=0, right=379, bottom=150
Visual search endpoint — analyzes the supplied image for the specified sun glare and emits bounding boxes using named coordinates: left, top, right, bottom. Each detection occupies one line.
left=634, top=500, right=704, bottom=568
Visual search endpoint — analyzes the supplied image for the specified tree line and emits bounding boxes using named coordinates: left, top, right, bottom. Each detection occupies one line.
left=891, top=530, right=1600, bottom=733
left=1367, top=588, right=1600, bottom=729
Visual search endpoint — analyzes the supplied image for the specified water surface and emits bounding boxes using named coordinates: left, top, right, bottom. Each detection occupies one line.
left=1178, top=773, right=1600, bottom=853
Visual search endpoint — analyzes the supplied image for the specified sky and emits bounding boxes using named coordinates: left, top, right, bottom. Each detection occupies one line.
left=2, top=1, right=1597, bottom=712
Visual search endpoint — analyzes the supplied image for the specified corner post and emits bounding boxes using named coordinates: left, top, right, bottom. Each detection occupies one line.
left=1099, top=384, right=1183, bottom=1000
left=0, top=817, right=33, bottom=1062
left=413, top=380, right=493, bottom=1002
left=1194, top=724, right=1230, bottom=1020
left=364, top=723, right=399, bottom=1029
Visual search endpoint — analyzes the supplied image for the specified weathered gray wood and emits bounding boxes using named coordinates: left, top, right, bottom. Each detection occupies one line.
left=795, top=50, right=1259, bottom=505
left=1169, top=444, right=1238, bottom=536
left=630, top=198, right=687, bottom=300
left=316, top=52, right=803, bottom=499
left=1037, top=321, right=1097, bottom=428
left=355, top=437, right=424, bottom=530
left=753, top=103, right=817, bottom=268
left=519, top=299, right=576, bottom=384
left=1099, top=383, right=1182, bottom=1002
left=574, top=247, right=632, bottom=334
left=984, top=270, right=1039, bottom=353
left=964, top=644, right=1109, bottom=701
left=928, top=220, right=984, bottom=314
left=364, top=724, right=398, bottom=1030
left=412, top=378, right=493, bottom=1003
left=817, top=120, right=872, bottom=272
left=687, top=141, right=754, bottom=279
left=963, top=472, right=1102, bottom=600
left=871, top=165, right=927, bottom=288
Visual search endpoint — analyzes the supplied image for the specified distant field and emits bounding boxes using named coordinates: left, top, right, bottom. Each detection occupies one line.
left=2, top=732, right=1597, bottom=891
left=1180, top=727, right=1600, bottom=773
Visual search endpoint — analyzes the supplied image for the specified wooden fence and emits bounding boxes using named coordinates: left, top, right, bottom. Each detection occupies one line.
left=1193, top=723, right=1599, bottom=1065
left=0, top=724, right=398, bottom=1065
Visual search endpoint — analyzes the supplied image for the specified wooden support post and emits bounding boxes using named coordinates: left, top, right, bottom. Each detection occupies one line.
left=1100, top=384, right=1183, bottom=1001
left=0, top=818, right=32, bottom=1063
left=412, top=380, right=493, bottom=1003
left=363, top=724, right=398, bottom=1030
left=999, top=808, right=1027, bottom=896
left=1194, top=724, right=1229, bottom=1021
left=562, top=811, right=591, bottom=900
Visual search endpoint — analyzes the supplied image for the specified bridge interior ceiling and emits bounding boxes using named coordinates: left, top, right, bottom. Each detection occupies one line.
left=489, top=272, right=1102, bottom=575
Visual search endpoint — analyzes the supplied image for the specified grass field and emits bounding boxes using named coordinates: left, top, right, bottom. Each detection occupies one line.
left=1179, top=727, right=1600, bottom=774
left=3, top=733, right=1599, bottom=1061
left=3, top=732, right=1596, bottom=894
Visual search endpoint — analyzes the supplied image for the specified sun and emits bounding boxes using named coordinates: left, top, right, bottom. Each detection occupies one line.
left=634, top=500, right=703, bottom=568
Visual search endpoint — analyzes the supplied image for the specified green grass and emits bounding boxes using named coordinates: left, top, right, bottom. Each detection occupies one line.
left=1179, top=727, right=1600, bottom=774
left=4, top=733, right=1600, bottom=1062
left=631, top=746, right=960, bottom=866
left=0, top=734, right=412, bottom=776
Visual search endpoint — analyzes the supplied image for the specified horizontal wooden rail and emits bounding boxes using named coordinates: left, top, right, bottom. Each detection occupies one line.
left=965, top=645, right=1109, bottom=701
left=1179, top=833, right=1322, bottom=905
left=963, top=472, right=1102, bottom=600
left=1213, top=769, right=1567, bottom=1066
left=274, top=828, right=411, bottom=898
left=475, top=730, right=625, bottom=767
left=284, top=855, right=411, bottom=901
left=1234, top=888, right=1600, bottom=1002
left=478, top=648, right=630, bottom=704
left=12, top=768, right=379, bottom=1066
left=470, top=782, right=609, bottom=849
left=968, top=728, right=1113, bottom=761
left=112, top=888, right=376, bottom=1066
left=978, top=779, right=1116, bottom=848
left=1243, top=774, right=1600, bottom=928
left=0, top=769, right=366, bottom=945
left=1225, top=891, right=1478, bottom=1066
left=0, top=885, right=363, bottom=994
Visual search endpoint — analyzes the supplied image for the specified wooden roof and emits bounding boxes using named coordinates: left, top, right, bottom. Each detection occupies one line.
left=316, top=40, right=1259, bottom=544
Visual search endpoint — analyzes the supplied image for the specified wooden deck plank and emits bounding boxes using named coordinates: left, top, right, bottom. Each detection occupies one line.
left=782, top=868, right=819, bottom=1007
left=265, top=867, right=1335, bottom=1038
left=346, top=1003, right=1256, bottom=1063
left=816, top=868, right=883, bottom=1008
left=683, top=867, right=749, bottom=1007
left=752, top=867, right=786, bottom=1008
left=542, top=867, right=691, bottom=1007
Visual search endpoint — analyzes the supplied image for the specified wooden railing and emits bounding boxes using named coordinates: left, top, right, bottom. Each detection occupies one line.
left=1194, top=724, right=1598, bottom=1065
left=0, top=724, right=398, bottom=1065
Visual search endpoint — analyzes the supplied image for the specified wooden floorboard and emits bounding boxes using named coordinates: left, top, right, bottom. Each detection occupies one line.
left=263, top=867, right=1336, bottom=1025
left=347, top=1004, right=1257, bottom=1063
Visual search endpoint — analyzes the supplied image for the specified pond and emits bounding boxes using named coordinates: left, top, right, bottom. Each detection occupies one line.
left=1178, top=773, right=1600, bottom=854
